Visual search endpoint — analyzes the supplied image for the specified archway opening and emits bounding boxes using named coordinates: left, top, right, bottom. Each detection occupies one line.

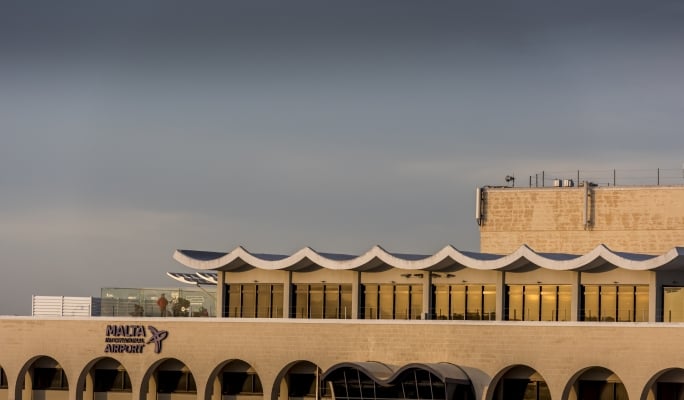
left=566, top=367, right=626, bottom=400
left=19, top=356, right=69, bottom=400
left=217, top=360, right=263, bottom=398
left=0, top=365, right=7, bottom=399
left=151, top=359, right=196, bottom=400
left=322, top=362, right=474, bottom=400
left=489, top=365, right=550, bottom=400
left=275, top=361, right=321, bottom=400
left=84, top=357, right=132, bottom=400
left=643, top=368, right=684, bottom=400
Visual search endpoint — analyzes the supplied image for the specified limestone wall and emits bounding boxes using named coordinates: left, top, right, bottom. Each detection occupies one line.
left=1, top=317, right=684, bottom=399
left=479, top=185, right=684, bottom=254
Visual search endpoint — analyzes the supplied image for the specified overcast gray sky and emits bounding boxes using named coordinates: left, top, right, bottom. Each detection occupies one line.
left=1, top=1, right=684, bottom=315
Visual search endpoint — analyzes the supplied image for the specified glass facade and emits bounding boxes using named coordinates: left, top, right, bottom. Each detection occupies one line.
left=101, top=287, right=215, bottom=318
left=226, top=284, right=284, bottom=318
left=363, top=284, right=423, bottom=319
left=506, top=285, right=571, bottom=321
left=663, top=286, right=684, bottom=322
left=434, top=284, right=496, bottom=320
left=324, top=367, right=474, bottom=400
left=581, top=285, right=648, bottom=322
left=96, top=279, right=684, bottom=323
left=294, top=284, right=353, bottom=319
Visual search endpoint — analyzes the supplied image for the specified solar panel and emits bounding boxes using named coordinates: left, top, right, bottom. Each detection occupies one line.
left=166, top=272, right=217, bottom=286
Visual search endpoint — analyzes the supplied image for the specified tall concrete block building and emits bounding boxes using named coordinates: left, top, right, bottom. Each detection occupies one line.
left=478, top=184, right=684, bottom=255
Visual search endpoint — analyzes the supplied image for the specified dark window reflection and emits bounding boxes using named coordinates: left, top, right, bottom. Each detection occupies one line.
left=157, top=370, right=196, bottom=394
left=222, top=372, right=263, bottom=395
left=33, top=368, right=68, bottom=390
left=94, top=369, right=132, bottom=392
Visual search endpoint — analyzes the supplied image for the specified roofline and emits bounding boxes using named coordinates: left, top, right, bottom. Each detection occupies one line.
left=173, top=245, right=684, bottom=273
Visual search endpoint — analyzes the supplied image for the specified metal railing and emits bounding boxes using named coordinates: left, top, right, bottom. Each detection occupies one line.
left=506, top=168, right=684, bottom=188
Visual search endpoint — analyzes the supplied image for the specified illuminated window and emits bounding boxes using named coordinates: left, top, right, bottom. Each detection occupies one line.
left=663, top=287, right=684, bottom=322
left=506, top=285, right=572, bottom=321
left=581, top=285, right=648, bottom=322
left=434, top=284, right=496, bottom=320
left=294, top=284, right=352, bottom=319
left=363, top=284, right=423, bottom=319
left=225, top=284, right=284, bottom=318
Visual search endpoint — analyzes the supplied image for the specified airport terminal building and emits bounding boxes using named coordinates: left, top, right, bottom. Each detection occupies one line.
left=2, top=183, right=684, bottom=400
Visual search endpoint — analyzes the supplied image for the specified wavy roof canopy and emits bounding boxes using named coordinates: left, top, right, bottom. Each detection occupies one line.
left=173, top=245, right=684, bottom=273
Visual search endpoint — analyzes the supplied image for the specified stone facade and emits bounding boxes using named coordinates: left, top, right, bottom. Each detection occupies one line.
left=479, top=185, right=684, bottom=254
left=1, top=317, right=684, bottom=400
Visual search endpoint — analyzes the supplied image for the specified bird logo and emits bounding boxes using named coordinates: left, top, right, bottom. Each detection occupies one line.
left=147, top=326, right=169, bottom=354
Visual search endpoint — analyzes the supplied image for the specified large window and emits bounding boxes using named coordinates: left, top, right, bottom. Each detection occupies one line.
left=94, top=369, right=132, bottom=392
left=33, top=368, right=68, bottom=390
left=663, top=286, right=684, bottom=322
left=581, top=285, right=648, bottom=322
left=157, top=371, right=196, bottom=393
left=294, top=284, right=352, bottom=319
left=434, top=284, right=496, bottom=320
left=506, top=285, right=571, bottom=321
left=288, top=373, right=317, bottom=397
left=502, top=379, right=551, bottom=400
left=363, top=284, right=423, bottom=319
left=578, top=381, right=627, bottom=400
left=324, top=367, right=473, bottom=400
left=226, top=284, right=284, bottom=318
left=222, top=372, right=263, bottom=395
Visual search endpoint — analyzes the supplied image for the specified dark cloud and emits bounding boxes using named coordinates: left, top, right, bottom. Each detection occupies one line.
left=1, top=1, right=683, bottom=314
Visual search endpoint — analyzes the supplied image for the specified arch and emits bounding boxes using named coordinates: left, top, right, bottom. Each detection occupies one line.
left=486, top=364, right=550, bottom=400
left=139, top=358, right=196, bottom=400
left=563, top=366, right=626, bottom=400
left=203, top=359, right=263, bottom=400
left=75, top=356, right=132, bottom=400
left=640, top=367, right=684, bottom=400
left=15, top=355, right=69, bottom=400
left=271, top=360, right=322, bottom=400
left=321, top=361, right=474, bottom=400
left=0, top=363, right=8, bottom=399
